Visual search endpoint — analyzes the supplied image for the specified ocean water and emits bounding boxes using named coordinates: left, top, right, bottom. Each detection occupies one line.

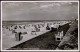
left=2, top=20, right=72, bottom=26
left=2, top=21, right=42, bottom=26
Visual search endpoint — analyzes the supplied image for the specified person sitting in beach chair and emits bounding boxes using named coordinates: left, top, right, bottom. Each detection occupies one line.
left=31, top=26, right=36, bottom=35
left=55, top=31, right=63, bottom=41
left=38, top=24, right=40, bottom=28
left=58, top=25, right=62, bottom=30
left=14, top=26, right=17, bottom=29
left=15, top=32, right=23, bottom=41
left=34, top=25, right=40, bottom=32
left=19, top=26, right=22, bottom=29
left=46, top=25, right=50, bottom=30
left=19, top=32, right=23, bottom=41
left=23, top=26, right=26, bottom=29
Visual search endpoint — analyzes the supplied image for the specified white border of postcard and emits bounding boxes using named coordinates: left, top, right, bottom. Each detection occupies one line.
left=1, top=1, right=79, bottom=51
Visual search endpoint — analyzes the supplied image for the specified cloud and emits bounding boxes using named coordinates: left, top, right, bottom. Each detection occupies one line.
left=2, top=2, right=78, bottom=21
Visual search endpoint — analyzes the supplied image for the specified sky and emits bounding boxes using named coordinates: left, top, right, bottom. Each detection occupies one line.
left=2, top=2, right=78, bottom=21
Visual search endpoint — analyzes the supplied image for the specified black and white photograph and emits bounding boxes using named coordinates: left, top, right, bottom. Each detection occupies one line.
left=1, top=1, right=79, bottom=50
